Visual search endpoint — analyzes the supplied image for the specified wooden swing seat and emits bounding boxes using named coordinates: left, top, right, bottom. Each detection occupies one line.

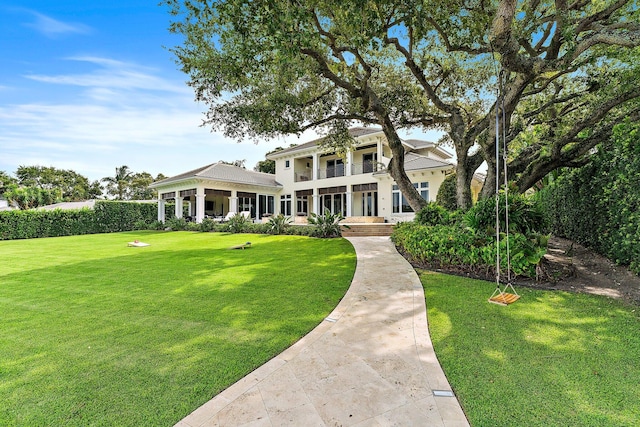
left=488, top=292, right=520, bottom=306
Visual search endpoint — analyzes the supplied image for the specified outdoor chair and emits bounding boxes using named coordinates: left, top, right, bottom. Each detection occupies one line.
left=214, top=211, right=237, bottom=223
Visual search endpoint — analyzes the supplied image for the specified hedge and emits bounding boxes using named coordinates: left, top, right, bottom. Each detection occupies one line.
left=0, top=201, right=158, bottom=240
left=537, top=120, right=640, bottom=274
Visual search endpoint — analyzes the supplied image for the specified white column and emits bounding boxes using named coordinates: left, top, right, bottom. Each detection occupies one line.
left=157, top=198, right=165, bottom=223
left=196, top=188, right=205, bottom=223
left=312, top=153, right=319, bottom=180
left=377, top=139, right=383, bottom=169
left=229, top=190, right=238, bottom=214
left=346, top=150, right=353, bottom=176
left=312, top=190, right=319, bottom=214
left=255, top=194, right=260, bottom=221
left=175, top=196, right=183, bottom=219
left=346, top=191, right=353, bottom=217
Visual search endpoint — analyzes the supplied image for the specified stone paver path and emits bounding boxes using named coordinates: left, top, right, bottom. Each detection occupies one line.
left=176, top=236, right=469, bottom=427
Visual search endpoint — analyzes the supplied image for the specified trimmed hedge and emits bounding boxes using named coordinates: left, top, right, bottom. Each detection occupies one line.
left=537, top=121, right=640, bottom=274
left=0, top=201, right=158, bottom=240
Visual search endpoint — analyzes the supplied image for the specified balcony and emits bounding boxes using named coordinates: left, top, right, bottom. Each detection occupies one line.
left=294, top=172, right=312, bottom=182
left=317, top=164, right=345, bottom=179
left=351, top=161, right=382, bottom=175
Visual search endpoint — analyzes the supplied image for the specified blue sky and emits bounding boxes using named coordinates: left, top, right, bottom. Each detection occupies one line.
left=0, top=1, right=443, bottom=183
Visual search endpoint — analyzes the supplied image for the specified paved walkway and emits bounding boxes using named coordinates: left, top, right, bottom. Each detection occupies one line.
left=176, top=237, right=469, bottom=427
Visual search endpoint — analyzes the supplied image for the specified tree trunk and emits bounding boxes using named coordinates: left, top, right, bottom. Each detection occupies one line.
left=380, top=122, right=428, bottom=213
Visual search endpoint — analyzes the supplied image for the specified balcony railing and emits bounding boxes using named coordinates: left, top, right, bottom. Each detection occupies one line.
left=351, top=161, right=382, bottom=175
left=294, top=172, right=312, bottom=182
left=317, top=164, right=345, bottom=179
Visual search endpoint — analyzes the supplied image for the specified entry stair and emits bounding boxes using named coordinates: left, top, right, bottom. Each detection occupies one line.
left=340, top=223, right=395, bottom=237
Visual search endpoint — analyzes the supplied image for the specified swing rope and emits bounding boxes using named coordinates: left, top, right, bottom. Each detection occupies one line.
left=489, top=70, right=520, bottom=306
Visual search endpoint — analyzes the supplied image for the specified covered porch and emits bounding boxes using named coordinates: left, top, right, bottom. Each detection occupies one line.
left=150, top=162, right=282, bottom=224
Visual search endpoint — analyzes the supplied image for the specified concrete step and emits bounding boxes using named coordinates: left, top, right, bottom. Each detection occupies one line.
left=340, top=224, right=395, bottom=237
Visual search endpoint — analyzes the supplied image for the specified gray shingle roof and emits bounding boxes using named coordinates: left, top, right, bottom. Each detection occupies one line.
left=151, top=162, right=282, bottom=188
left=403, top=152, right=453, bottom=171
left=269, top=127, right=384, bottom=158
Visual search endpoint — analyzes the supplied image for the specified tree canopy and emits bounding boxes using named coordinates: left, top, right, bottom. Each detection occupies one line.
left=15, top=166, right=102, bottom=202
left=101, top=166, right=165, bottom=200
left=166, top=0, right=640, bottom=209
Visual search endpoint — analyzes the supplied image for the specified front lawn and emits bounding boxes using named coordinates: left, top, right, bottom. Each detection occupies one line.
left=421, top=271, right=640, bottom=427
left=0, top=231, right=356, bottom=426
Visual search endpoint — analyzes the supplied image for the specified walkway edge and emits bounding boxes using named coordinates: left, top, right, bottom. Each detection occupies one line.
left=176, top=236, right=469, bottom=427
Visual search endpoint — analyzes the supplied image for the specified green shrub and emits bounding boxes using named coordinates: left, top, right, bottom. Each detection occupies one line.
left=199, top=218, right=217, bottom=232
left=0, top=201, right=157, bottom=240
left=226, top=213, right=250, bottom=233
left=392, top=222, right=547, bottom=279
left=465, top=191, right=546, bottom=235
left=415, top=202, right=450, bottom=226
left=538, top=120, right=640, bottom=274
left=284, top=225, right=315, bottom=236
left=164, top=217, right=187, bottom=231
left=436, top=173, right=458, bottom=211
left=93, top=201, right=157, bottom=233
left=267, top=214, right=292, bottom=235
left=307, top=209, right=347, bottom=238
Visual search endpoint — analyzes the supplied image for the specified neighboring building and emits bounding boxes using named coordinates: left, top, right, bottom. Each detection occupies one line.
left=150, top=127, right=470, bottom=224
left=0, top=199, right=14, bottom=211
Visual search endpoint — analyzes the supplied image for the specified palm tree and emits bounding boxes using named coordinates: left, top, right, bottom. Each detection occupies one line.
left=101, top=166, right=133, bottom=200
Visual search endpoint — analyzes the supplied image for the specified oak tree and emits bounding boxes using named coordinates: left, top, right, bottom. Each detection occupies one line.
left=166, top=0, right=640, bottom=209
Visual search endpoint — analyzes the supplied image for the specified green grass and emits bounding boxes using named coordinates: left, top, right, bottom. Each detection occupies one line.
left=420, top=271, right=640, bottom=427
left=0, top=231, right=356, bottom=426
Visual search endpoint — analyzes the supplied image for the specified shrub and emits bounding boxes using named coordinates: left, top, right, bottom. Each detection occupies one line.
left=165, top=217, right=188, bottom=231
left=436, top=173, right=458, bottom=211
left=267, top=214, right=292, bottom=235
left=392, top=222, right=547, bottom=279
left=538, top=121, right=640, bottom=274
left=226, top=213, right=250, bottom=233
left=0, top=201, right=157, bottom=240
left=464, top=191, right=546, bottom=235
left=415, top=202, right=450, bottom=226
left=307, top=209, right=347, bottom=238
left=199, top=218, right=217, bottom=232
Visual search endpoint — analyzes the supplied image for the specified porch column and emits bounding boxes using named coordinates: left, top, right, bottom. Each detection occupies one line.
left=255, top=195, right=260, bottom=221
left=346, top=149, right=353, bottom=176
left=175, top=196, right=183, bottom=219
left=346, top=191, right=353, bottom=217
left=157, top=198, right=165, bottom=223
left=229, top=190, right=238, bottom=214
left=312, top=189, right=320, bottom=214
left=377, top=139, right=383, bottom=170
left=312, top=153, right=319, bottom=180
left=195, top=187, right=205, bottom=223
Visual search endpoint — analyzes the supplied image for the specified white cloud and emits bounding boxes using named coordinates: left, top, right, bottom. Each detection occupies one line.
left=25, top=56, right=188, bottom=95
left=0, top=55, right=314, bottom=180
left=25, top=11, right=91, bottom=38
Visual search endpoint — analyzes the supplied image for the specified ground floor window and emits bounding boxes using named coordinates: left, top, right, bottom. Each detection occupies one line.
left=280, top=194, right=292, bottom=216
left=258, top=194, right=275, bottom=218
left=320, top=193, right=346, bottom=216
left=361, top=191, right=378, bottom=216
left=296, top=197, right=308, bottom=215
left=392, top=182, right=429, bottom=213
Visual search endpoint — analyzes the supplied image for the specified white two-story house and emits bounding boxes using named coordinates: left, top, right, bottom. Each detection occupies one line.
left=150, top=127, right=466, bottom=224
